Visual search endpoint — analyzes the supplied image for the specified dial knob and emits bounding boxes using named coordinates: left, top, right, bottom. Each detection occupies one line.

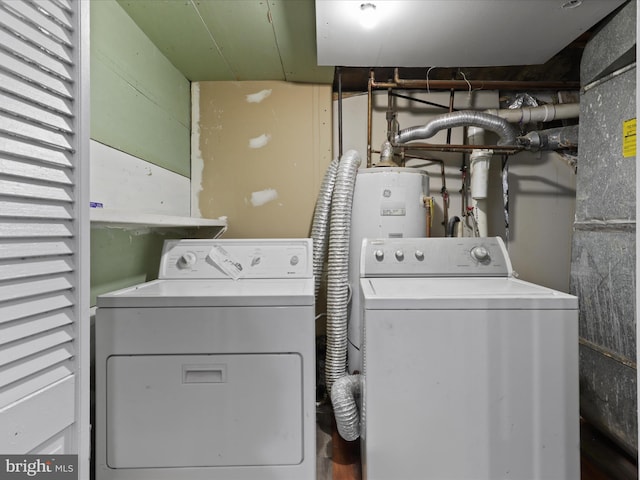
left=395, top=250, right=405, bottom=261
left=471, top=246, right=490, bottom=262
left=290, top=255, right=299, bottom=266
left=415, top=250, right=425, bottom=261
left=178, top=251, right=197, bottom=268
left=374, top=250, right=384, bottom=261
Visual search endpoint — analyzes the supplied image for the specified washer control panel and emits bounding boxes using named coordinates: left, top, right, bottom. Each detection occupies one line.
left=159, top=238, right=313, bottom=279
left=361, top=237, right=512, bottom=277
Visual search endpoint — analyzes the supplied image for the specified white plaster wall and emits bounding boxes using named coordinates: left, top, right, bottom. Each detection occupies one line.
left=90, top=140, right=190, bottom=216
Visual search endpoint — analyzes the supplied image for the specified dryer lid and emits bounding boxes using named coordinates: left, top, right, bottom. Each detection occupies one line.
left=96, top=278, right=315, bottom=308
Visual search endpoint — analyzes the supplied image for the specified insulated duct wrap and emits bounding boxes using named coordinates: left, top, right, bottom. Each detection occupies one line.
left=393, top=111, right=519, bottom=146
left=517, top=125, right=579, bottom=151
left=311, top=157, right=340, bottom=299
left=331, top=374, right=363, bottom=441
left=325, top=150, right=361, bottom=395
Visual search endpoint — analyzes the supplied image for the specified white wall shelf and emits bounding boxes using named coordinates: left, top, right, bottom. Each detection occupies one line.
left=90, top=209, right=227, bottom=230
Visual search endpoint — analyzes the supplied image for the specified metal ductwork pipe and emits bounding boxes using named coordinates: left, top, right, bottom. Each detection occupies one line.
left=486, top=103, right=580, bottom=124
left=325, top=149, right=362, bottom=395
left=517, top=125, right=579, bottom=151
left=310, top=157, right=340, bottom=299
left=331, top=374, right=363, bottom=441
left=393, top=111, right=519, bottom=146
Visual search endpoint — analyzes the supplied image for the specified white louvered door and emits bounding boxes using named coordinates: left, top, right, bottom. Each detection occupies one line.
left=0, top=0, right=89, bottom=475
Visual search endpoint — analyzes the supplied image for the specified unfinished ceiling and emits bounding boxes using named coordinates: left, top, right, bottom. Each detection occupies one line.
left=116, top=0, right=334, bottom=84
left=118, top=0, right=628, bottom=91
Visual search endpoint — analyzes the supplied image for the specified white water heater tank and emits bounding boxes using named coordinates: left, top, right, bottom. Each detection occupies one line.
left=348, top=167, right=429, bottom=373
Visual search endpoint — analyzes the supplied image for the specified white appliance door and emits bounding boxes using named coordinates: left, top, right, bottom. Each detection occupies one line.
left=107, top=354, right=303, bottom=468
left=362, top=308, right=579, bottom=480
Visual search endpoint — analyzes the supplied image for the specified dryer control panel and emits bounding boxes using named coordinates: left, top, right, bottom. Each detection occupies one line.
left=159, top=238, right=313, bottom=279
left=361, top=237, right=513, bottom=277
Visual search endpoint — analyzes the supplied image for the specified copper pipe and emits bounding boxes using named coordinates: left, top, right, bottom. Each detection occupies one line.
left=424, top=197, right=432, bottom=237
left=395, top=143, right=522, bottom=154
left=446, top=87, right=455, bottom=144
left=368, top=68, right=580, bottom=91
left=337, top=66, right=343, bottom=158
left=401, top=153, right=449, bottom=236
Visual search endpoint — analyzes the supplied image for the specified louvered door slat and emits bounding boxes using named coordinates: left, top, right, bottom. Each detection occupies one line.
left=0, top=178, right=73, bottom=201
left=0, top=7, right=73, bottom=65
left=0, top=221, right=73, bottom=238
left=0, top=200, right=73, bottom=220
left=0, top=345, right=74, bottom=389
left=0, top=0, right=73, bottom=47
left=0, top=309, right=72, bottom=345
left=0, top=50, right=73, bottom=100
left=0, top=0, right=87, bottom=465
left=0, top=132, right=72, bottom=166
left=0, top=72, right=73, bottom=116
left=0, top=257, right=73, bottom=282
left=0, top=360, right=73, bottom=408
left=52, top=0, right=72, bottom=12
left=31, top=0, right=73, bottom=31
left=0, top=28, right=72, bottom=81
left=0, top=275, right=72, bottom=303
left=0, top=93, right=74, bottom=133
left=0, top=112, right=73, bottom=150
left=0, top=239, right=73, bottom=259
left=0, top=326, right=73, bottom=366
left=0, top=291, right=74, bottom=325
left=0, top=157, right=73, bottom=184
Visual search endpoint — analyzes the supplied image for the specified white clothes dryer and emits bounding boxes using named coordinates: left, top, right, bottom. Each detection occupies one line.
left=95, top=239, right=316, bottom=480
left=359, top=237, right=579, bottom=480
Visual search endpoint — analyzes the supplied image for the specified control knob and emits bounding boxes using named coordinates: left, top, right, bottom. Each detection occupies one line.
left=471, top=246, right=490, bottom=263
left=178, top=251, right=197, bottom=268
left=415, top=250, right=425, bottom=261
left=374, top=250, right=384, bottom=261
left=395, top=250, right=405, bottom=261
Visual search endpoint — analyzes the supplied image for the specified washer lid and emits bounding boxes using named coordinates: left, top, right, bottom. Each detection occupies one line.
left=97, top=278, right=314, bottom=308
left=361, top=277, right=577, bottom=310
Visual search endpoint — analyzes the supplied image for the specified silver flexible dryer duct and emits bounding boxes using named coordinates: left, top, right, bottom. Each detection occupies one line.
left=393, top=110, right=519, bottom=146
left=331, top=374, right=363, bottom=441
left=310, top=157, right=340, bottom=299
left=325, top=149, right=361, bottom=397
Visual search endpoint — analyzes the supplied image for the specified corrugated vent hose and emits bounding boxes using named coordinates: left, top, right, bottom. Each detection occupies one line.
left=315, top=150, right=363, bottom=441
left=311, top=157, right=340, bottom=299
left=394, top=110, right=518, bottom=146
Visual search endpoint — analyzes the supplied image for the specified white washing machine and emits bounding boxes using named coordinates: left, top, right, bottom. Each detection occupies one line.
left=95, top=239, right=316, bottom=480
left=359, top=237, right=579, bottom=480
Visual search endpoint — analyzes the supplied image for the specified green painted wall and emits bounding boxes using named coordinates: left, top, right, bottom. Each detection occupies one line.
left=90, top=0, right=191, bottom=177
left=90, top=228, right=170, bottom=305
left=90, top=0, right=193, bottom=306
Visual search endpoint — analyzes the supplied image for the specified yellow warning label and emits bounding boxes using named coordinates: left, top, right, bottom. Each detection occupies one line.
left=623, top=118, right=636, bottom=158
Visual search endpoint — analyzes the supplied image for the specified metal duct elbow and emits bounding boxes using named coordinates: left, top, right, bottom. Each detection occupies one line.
left=325, top=150, right=361, bottom=395
left=394, top=111, right=519, bottom=146
left=311, top=157, right=340, bottom=299
left=331, top=374, right=363, bottom=441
